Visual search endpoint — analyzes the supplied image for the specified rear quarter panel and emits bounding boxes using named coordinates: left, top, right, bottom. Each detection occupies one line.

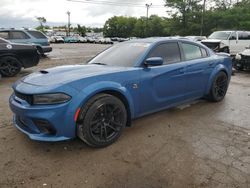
left=205, top=54, right=232, bottom=95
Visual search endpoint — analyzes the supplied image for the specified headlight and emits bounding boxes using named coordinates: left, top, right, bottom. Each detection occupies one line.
left=33, top=93, right=71, bottom=105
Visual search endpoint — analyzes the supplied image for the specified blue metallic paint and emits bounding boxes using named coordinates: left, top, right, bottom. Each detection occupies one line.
left=9, top=38, right=232, bottom=141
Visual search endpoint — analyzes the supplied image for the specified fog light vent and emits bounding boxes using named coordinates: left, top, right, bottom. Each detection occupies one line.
left=33, top=119, right=56, bottom=135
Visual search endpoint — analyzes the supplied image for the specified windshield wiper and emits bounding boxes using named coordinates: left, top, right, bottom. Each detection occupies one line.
left=91, top=63, right=107, bottom=65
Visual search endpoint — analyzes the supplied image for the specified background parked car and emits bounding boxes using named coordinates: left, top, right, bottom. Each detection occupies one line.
left=201, top=30, right=250, bottom=55
left=185, top=36, right=207, bottom=41
left=77, top=36, right=87, bottom=43
left=234, top=46, right=250, bottom=70
left=0, top=28, right=52, bottom=55
left=103, top=38, right=113, bottom=44
left=0, top=37, right=39, bottom=77
left=50, top=36, right=64, bottom=43
left=63, top=36, right=79, bottom=43
left=86, top=37, right=95, bottom=43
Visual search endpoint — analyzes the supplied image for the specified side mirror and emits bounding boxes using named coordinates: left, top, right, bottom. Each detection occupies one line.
left=145, top=57, right=163, bottom=66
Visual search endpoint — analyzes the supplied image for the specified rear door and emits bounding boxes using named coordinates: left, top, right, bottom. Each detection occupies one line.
left=181, top=42, right=212, bottom=98
left=139, top=42, right=190, bottom=115
left=9, top=31, right=31, bottom=44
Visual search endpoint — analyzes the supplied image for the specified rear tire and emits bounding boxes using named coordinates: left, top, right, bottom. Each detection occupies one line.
left=0, top=56, right=22, bottom=77
left=208, top=71, right=228, bottom=102
left=77, top=94, right=127, bottom=148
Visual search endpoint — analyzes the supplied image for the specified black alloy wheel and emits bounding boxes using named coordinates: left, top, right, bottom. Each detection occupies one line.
left=77, top=94, right=127, bottom=147
left=209, top=71, right=228, bottom=102
left=0, top=56, right=22, bottom=77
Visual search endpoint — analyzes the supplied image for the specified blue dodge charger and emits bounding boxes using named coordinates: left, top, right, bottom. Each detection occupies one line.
left=9, top=38, right=232, bottom=147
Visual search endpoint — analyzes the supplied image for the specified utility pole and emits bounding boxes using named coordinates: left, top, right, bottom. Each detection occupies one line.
left=145, top=3, right=152, bottom=37
left=66, top=11, right=71, bottom=36
left=200, top=0, right=206, bottom=36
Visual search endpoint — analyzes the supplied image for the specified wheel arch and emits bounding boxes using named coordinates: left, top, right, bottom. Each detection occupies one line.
left=0, top=54, right=23, bottom=66
left=76, top=82, right=135, bottom=127
left=205, top=64, right=230, bottom=95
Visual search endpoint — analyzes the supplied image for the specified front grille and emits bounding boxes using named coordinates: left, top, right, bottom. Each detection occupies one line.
left=201, top=42, right=220, bottom=51
left=14, top=91, right=33, bottom=104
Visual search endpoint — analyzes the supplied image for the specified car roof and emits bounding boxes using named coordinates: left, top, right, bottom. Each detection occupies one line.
left=213, top=30, right=250, bottom=32
left=126, top=37, right=196, bottom=44
left=0, top=28, right=39, bottom=32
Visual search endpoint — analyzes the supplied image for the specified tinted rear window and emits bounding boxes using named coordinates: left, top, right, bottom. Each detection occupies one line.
left=0, top=31, right=9, bottom=39
left=10, top=31, right=30, bottom=39
left=27, top=31, right=47, bottom=39
left=182, top=43, right=202, bottom=60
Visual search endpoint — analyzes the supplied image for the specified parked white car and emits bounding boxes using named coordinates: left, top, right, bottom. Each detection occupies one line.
left=78, top=36, right=87, bottom=43
left=201, top=31, right=250, bottom=55
left=185, top=36, right=207, bottom=41
left=50, top=36, right=64, bottom=43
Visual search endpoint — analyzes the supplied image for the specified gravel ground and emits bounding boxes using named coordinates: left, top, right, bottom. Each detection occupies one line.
left=0, top=43, right=249, bottom=188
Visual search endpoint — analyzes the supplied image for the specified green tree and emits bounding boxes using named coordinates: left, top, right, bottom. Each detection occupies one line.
left=165, top=0, right=202, bottom=35
left=103, top=16, right=137, bottom=38
left=74, top=24, right=87, bottom=36
left=36, top=17, right=46, bottom=27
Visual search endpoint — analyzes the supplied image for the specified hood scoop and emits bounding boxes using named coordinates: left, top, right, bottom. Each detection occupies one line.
left=40, top=70, right=49, bottom=74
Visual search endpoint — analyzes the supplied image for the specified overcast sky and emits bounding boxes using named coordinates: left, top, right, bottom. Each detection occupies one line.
left=0, top=0, right=167, bottom=28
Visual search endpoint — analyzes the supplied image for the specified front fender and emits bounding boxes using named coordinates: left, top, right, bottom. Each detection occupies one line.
left=205, top=64, right=231, bottom=95
left=76, top=81, right=135, bottom=118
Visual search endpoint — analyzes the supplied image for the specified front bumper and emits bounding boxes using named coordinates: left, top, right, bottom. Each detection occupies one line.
left=42, top=46, right=52, bottom=53
left=9, top=94, right=76, bottom=141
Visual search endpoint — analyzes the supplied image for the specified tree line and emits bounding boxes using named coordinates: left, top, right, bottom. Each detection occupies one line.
left=103, top=0, right=250, bottom=38
left=36, top=0, right=250, bottom=37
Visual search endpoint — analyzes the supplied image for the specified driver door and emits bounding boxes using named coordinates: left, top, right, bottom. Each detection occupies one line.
left=139, top=42, right=190, bottom=116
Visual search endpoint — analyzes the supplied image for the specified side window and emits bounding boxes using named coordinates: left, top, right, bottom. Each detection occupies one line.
left=10, top=31, right=30, bottom=39
left=148, top=43, right=181, bottom=65
left=27, top=31, right=47, bottom=39
left=238, top=32, right=250, bottom=40
left=0, top=31, right=9, bottom=39
left=230, top=32, right=237, bottom=40
left=182, top=43, right=202, bottom=60
left=201, top=48, right=208, bottom=58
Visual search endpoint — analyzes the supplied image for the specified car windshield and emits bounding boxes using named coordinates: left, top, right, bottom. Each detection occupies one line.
left=88, top=42, right=150, bottom=67
left=208, top=31, right=232, bottom=40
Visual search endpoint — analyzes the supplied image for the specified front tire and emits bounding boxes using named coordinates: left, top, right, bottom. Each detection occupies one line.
left=208, top=71, right=228, bottom=102
left=0, top=56, right=22, bottom=77
left=77, top=94, right=127, bottom=147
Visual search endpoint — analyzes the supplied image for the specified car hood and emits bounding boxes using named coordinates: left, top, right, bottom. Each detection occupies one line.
left=202, top=39, right=222, bottom=43
left=22, top=64, right=127, bottom=86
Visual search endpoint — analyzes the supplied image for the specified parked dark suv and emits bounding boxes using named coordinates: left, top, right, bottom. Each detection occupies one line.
left=0, top=28, right=52, bottom=54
